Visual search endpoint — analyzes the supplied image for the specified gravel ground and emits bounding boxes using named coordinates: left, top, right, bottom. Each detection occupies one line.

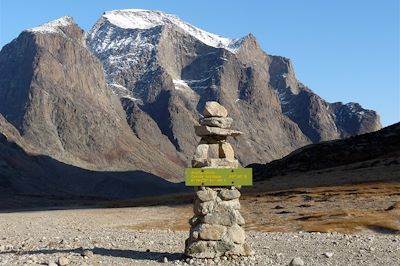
left=0, top=208, right=399, bottom=266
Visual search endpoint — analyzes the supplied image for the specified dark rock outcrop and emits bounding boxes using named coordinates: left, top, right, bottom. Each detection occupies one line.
left=250, top=122, right=400, bottom=181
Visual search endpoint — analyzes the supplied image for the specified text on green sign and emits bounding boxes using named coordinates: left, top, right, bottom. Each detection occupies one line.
left=185, top=168, right=253, bottom=186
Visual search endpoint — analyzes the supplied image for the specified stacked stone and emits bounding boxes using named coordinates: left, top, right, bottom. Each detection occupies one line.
left=185, top=101, right=253, bottom=259
left=191, top=101, right=241, bottom=169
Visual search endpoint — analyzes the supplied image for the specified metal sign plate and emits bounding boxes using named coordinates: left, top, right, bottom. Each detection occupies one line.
left=185, top=168, right=253, bottom=186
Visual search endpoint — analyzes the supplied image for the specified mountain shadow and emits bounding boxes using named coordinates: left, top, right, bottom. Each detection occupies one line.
left=0, top=133, right=188, bottom=210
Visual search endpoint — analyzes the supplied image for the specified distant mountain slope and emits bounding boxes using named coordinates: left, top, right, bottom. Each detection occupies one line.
left=269, top=56, right=381, bottom=142
left=250, top=122, right=400, bottom=182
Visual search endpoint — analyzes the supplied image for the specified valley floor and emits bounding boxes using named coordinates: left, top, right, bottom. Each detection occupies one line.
left=0, top=208, right=399, bottom=266
left=0, top=182, right=399, bottom=265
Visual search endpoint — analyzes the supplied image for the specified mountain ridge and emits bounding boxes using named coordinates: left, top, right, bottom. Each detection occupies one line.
left=0, top=9, right=382, bottom=186
left=87, top=9, right=380, bottom=164
left=96, top=9, right=245, bottom=53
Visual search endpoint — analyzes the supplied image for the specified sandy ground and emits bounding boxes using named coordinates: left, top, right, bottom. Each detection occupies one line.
left=0, top=182, right=399, bottom=265
left=106, top=181, right=400, bottom=234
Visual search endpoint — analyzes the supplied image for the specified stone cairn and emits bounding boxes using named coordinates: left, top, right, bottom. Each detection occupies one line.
left=185, top=101, right=254, bottom=259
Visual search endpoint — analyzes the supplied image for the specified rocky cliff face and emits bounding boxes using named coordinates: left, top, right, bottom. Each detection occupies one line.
left=0, top=17, right=183, bottom=180
left=86, top=9, right=380, bottom=166
left=0, top=9, right=382, bottom=186
left=269, top=56, right=381, bottom=142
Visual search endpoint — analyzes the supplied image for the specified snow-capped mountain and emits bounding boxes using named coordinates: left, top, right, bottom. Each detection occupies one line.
left=92, top=9, right=243, bottom=52
left=27, top=16, right=74, bottom=35
left=85, top=9, right=380, bottom=165
left=86, top=9, right=245, bottom=101
left=0, top=9, right=381, bottom=187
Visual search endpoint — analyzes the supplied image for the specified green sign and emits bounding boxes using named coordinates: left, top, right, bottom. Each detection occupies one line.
left=185, top=168, right=253, bottom=186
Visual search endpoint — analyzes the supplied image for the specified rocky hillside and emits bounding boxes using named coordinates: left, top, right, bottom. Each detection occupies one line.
left=86, top=9, right=381, bottom=166
left=250, top=122, right=400, bottom=181
left=0, top=9, right=381, bottom=185
left=0, top=16, right=183, bottom=181
left=269, top=56, right=381, bottom=142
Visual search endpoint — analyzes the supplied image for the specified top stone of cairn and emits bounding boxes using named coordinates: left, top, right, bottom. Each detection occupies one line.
left=203, top=101, right=228, bottom=118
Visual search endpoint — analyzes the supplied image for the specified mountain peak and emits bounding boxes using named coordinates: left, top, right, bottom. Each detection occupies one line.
left=102, top=9, right=172, bottom=30
left=100, top=9, right=243, bottom=53
left=26, top=16, right=75, bottom=34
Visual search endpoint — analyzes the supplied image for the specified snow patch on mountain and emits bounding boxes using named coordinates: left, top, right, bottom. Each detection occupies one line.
left=172, top=79, right=190, bottom=89
left=110, top=83, right=129, bottom=91
left=102, top=9, right=243, bottom=53
left=122, top=95, right=140, bottom=101
left=345, top=102, right=367, bottom=119
left=27, top=16, right=74, bottom=34
left=109, top=83, right=143, bottom=104
left=87, top=20, right=161, bottom=90
left=172, top=79, right=196, bottom=95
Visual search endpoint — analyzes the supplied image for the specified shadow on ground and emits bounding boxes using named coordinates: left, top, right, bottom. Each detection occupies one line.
left=0, top=247, right=184, bottom=262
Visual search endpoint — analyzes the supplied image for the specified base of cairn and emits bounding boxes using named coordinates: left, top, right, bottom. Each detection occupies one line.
left=184, top=186, right=254, bottom=259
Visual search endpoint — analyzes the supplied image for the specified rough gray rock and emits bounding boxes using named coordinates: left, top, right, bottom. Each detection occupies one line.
left=196, top=188, right=218, bottom=202
left=219, top=188, right=241, bottom=200
left=207, top=158, right=240, bottom=168
left=194, top=144, right=210, bottom=160
left=323, top=252, right=334, bottom=258
left=194, top=199, right=215, bottom=216
left=58, top=256, right=69, bottom=266
left=227, top=224, right=246, bottom=244
left=289, top=257, right=305, bottom=266
left=201, top=209, right=241, bottom=227
left=219, top=199, right=241, bottom=210
left=81, top=250, right=93, bottom=257
left=219, top=143, right=235, bottom=160
left=194, top=126, right=242, bottom=137
left=203, top=101, right=229, bottom=118
left=200, top=117, right=233, bottom=128
left=197, top=224, right=227, bottom=241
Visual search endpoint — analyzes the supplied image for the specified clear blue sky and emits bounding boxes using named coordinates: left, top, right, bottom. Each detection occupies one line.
left=0, top=0, right=399, bottom=126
